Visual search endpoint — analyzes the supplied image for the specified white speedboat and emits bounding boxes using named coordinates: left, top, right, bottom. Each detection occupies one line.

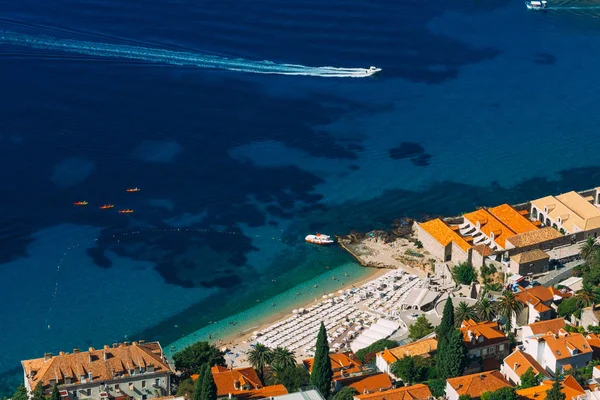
left=526, top=0, right=547, bottom=10
left=365, top=66, right=382, bottom=76
left=305, top=233, right=335, bottom=245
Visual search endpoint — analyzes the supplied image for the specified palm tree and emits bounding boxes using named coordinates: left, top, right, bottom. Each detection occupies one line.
left=271, top=347, right=297, bottom=371
left=580, top=237, right=598, bottom=262
left=476, top=297, right=496, bottom=322
left=575, top=283, right=599, bottom=308
left=247, top=343, right=272, bottom=380
left=454, top=301, right=478, bottom=325
left=497, top=291, right=524, bottom=332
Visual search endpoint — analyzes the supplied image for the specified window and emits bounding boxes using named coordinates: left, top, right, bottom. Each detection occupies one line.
left=72, top=392, right=77, bottom=399
left=489, top=346, right=495, bottom=354
left=142, top=381, right=146, bottom=389
left=86, top=389, right=91, bottom=397
left=129, top=383, right=134, bottom=391
left=142, top=396, right=147, bottom=400
left=499, top=344, right=505, bottom=351
left=115, top=384, right=120, bottom=392
left=155, top=379, right=160, bottom=387
left=482, top=348, right=487, bottom=355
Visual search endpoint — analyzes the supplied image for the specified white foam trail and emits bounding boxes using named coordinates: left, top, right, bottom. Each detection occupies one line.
left=0, top=31, right=379, bottom=78
left=545, top=4, right=600, bottom=9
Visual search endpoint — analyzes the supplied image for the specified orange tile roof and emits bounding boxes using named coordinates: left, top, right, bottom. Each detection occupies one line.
left=460, top=320, right=507, bottom=349
left=349, top=373, right=393, bottom=394
left=505, top=227, right=563, bottom=248
left=209, top=366, right=262, bottom=397
left=503, top=350, right=549, bottom=378
left=463, top=209, right=516, bottom=248
left=510, top=249, right=549, bottom=264
left=548, top=287, right=572, bottom=299
left=377, top=338, right=438, bottom=364
left=516, top=375, right=585, bottom=400
left=303, top=352, right=362, bottom=380
left=472, top=244, right=495, bottom=256
left=21, top=342, right=171, bottom=391
left=418, top=219, right=471, bottom=252
left=516, top=286, right=554, bottom=308
left=488, top=204, right=539, bottom=235
left=446, top=370, right=510, bottom=398
left=355, top=383, right=431, bottom=400
left=244, top=384, right=288, bottom=400
left=543, top=332, right=592, bottom=360
left=525, top=318, right=566, bottom=335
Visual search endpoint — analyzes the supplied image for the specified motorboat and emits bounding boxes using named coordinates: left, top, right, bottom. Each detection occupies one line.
left=305, top=233, right=335, bottom=245
left=73, top=201, right=88, bottom=206
left=365, top=66, right=382, bottom=76
left=99, top=204, right=114, bottom=209
left=526, top=0, right=547, bottom=10
left=126, top=187, right=141, bottom=192
left=119, top=209, right=134, bottom=214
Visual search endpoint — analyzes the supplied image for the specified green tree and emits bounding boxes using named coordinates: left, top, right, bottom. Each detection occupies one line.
left=575, top=283, right=599, bottom=308
left=481, top=387, right=518, bottom=400
left=476, top=298, right=496, bottom=321
left=437, top=298, right=455, bottom=341
left=408, top=315, right=435, bottom=340
left=427, top=379, right=446, bottom=398
left=497, top=291, right=524, bottom=332
left=51, top=384, right=61, bottom=400
left=390, top=356, right=428, bottom=385
left=557, top=297, right=580, bottom=318
left=173, top=342, right=226, bottom=375
left=193, top=364, right=208, bottom=400
left=32, top=383, right=45, bottom=400
left=546, top=377, right=565, bottom=400
left=310, top=322, right=333, bottom=399
left=176, top=378, right=195, bottom=400
left=455, top=301, right=478, bottom=325
left=436, top=328, right=467, bottom=379
left=271, top=347, right=297, bottom=371
left=453, top=262, right=477, bottom=285
left=333, top=387, right=359, bottom=400
left=200, top=365, right=217, bottom=400
left=580, top=237, right=598, bottom=262
left=459, top=395, right=472, bottom=400
left=355, top=339, right=398, bottom=363
left=519, top=367, right=542, bottom=389
left=272, top=365, right=310, bottom=392
left=247, top=343, right=272, bottom=381
left=12, top=386, right=29, bottom=400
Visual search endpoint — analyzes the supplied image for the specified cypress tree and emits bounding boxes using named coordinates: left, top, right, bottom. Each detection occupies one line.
left=437, top=298, right=455, bottom=341
left=194, top=364, right=208, bottom=400
left=437, top=328, right=467, bottom=379
left=546, top=377, right=565, bottom=400
left=12, top=385, right=28, bottom=400
left=32, top=383, right=45, bottom=400
left=310, top=322, right=333, bottom=398
left=51, top=384, right=61, bottom=400
left=200, top=364, right=217, bottom=400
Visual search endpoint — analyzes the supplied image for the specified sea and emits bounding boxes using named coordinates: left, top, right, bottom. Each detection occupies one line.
left=3, top=0, right=600, bottom=394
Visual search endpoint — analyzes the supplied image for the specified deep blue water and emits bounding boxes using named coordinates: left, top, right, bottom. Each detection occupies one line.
left=4, top=0, right=600, bottom=394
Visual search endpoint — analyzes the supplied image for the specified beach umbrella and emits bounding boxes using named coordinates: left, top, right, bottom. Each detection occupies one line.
left=322, top=295, right=328, bottom=299
left=328, top=293, right=334, bottom=297
left=299, top=308, right=305, bottom=313
left=338, top=290, right=344, bottom=294
left=292, top=309, right=298, bottom=314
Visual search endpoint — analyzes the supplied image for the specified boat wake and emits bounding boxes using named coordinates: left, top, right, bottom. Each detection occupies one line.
left=0, top=31, right=380, bottom=78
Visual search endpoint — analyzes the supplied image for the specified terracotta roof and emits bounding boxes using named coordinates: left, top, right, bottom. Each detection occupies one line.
left=549, top=287, right=572, bottom=299
left=503, top=350, right=549, bottom=378
left=21, top=342, right=171, bottom=391
left=418, top=219, right=472, bottom=252
left=355, top=383, right=431, bottom=400
left=244, top=384, right=288, bottom=400
left=303, top=352, right=362, bottom=380
left=488, top=204, right=539, bottom=235
left=463, top=209, right=516, bottom=248
left=472, top=244, right=494, bottom=257
left=516, top=375, right=585, bottom=400
left=510, top=249, right=549, bottom=264
left=516, top=286, right=554, bottom=308
left=349, top=373, right=393, bottom=394
left=209, top=366, right=262, bottom=397
left=543, top=332, right=592, bottom=360
left=446, top=370, right=510, bottom=398
left=505, top=227, right=563, bottom=248
left=460, top=320, right=507, bottom=349
left=377, top=338, right=438, bottom=365
left=525, top=318, right=566, bottom=335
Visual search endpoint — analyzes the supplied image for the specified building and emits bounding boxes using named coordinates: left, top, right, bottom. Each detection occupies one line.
left=522, top=328, right=592, bottom=375
left=445, top=370, right=511, bottom=400
left=581, top=304, right=600, bottom=329
left=531, top=191, right=600, bottom=235
left=501, top=350, right=549, bottom=385
left=503, top=227, right=565, bottom=252
left=21, top=342, right=172, bottom=400
left=414, top=218, right=472, bottom=264
left=516, top=375, right=585, bottom=400
left=271, top=389, right=325, bottom=400
left=460, top=320, right=509, bottom=361
left=508, top=249, right=550, bottom=276
left=208, top=366, right=288, bottom=399
left=304, top=352, right=370, bottom=391
left=521, top=318, right=567, bottom=343
left=375, top=337, right=438, bottom=376
left=353, top=384, right=431, bottom=400
left=347, top=374, right=393, bottom=395
left=513, top=286, right=557, bottom=327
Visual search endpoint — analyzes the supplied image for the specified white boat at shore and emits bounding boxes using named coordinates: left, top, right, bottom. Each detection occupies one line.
left=305, top=233, right=335, bottom=245
left=526, top=0, right=547, bottom=10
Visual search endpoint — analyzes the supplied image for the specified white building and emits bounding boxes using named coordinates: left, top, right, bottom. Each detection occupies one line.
left=501, top=350, right=549, bottom=385
left=21, top=341, right=173, bottom=400
left=522, top=329, right=593, bottom=375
